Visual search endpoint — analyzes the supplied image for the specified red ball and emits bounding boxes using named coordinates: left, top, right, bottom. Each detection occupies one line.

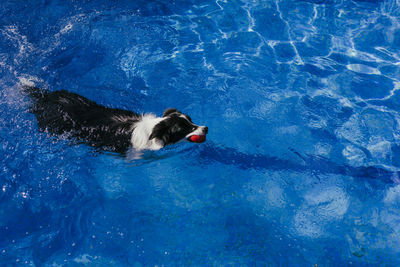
left=189, top=135, right=206, bottom=143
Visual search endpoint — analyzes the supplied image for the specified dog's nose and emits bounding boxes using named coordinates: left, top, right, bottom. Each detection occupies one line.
left=204, top=126, right=208, bottom=134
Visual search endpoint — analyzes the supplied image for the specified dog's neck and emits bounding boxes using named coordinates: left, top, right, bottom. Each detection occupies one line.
left=131, top=114, right=164, bottom=151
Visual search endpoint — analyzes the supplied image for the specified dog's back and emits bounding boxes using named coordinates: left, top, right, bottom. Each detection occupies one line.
left=24, top=86, right=139, bottom=153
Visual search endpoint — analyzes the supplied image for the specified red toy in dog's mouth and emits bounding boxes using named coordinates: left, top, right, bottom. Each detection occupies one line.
left=187, top=135, right=206, bottom=143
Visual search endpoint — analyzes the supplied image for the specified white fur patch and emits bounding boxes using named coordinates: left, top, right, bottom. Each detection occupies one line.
left=130, top=114, right=164, bottom=150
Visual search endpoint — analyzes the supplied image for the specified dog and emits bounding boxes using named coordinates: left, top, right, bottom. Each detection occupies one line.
left=23, top=86, right=208, bottom=154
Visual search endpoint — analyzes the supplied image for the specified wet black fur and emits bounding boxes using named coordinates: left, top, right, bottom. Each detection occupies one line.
left=24, top=86, right=139, bottom=153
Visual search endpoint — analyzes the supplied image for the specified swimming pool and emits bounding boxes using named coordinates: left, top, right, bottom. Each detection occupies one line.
left=1, top=0, right=400, bottom=265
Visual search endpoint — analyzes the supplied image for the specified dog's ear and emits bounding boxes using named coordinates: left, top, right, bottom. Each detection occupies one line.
left=149, top=121, right=169, bottom=145
left=163, top=108, right=180, bottom=117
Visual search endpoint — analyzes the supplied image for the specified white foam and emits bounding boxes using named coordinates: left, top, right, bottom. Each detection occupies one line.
left=1, top=26, right=34, bottom=63
left=294, top=186, right=349, bottom=238
left=367, top=139, right=391, bottom=160
left=307, top=117, right=327, bottom=129
left=293, top=209, right=323, bottom=238
left=278, top=125, right=299, bottom=135
left=265, top=183, right=286, bottom=208
left=314, top=142, right=331, bottom=157
left=60, top=22, right=73, bottom=34
left=304, top=186, right=349, bottom=218
left=244, top=175, right=287, bottom=217
left=384, top=185, right=400, bottom=204
left=346, top=63, right=381, bottom=75
left=342, top=145, right=366, bottom=166
left=336, top=114, right=365, bottom=145
left=73, top=254, right=93, bottom=264
left=17, top=75, right=43, bottom=87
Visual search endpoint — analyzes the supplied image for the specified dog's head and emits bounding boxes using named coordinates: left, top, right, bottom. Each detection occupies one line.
left=149, top=108, right=208, bottom=147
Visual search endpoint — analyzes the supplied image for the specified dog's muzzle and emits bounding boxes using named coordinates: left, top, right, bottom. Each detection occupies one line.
left=186, top=126, right=208, bottom=143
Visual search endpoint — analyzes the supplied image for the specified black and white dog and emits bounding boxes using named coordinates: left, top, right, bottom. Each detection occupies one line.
left=23, top=86, right=208, bottom=154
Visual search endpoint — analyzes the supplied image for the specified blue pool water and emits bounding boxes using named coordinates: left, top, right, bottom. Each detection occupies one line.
left=1, top=0, right=400, bottom=265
